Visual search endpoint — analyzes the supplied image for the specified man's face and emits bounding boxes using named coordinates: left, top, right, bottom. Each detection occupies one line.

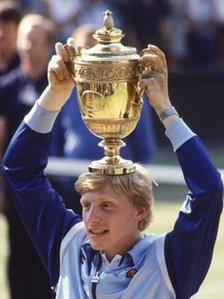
left=0, top=20, right=18, bottom=54
left=81, top=189, right=146, bottom=261
left=17, top=25, right=50, bottom=69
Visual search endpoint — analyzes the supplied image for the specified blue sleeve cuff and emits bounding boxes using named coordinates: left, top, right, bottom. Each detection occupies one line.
left=24, top=102, right=60, bottom=133
left=165, top=118, right=196, bottom=151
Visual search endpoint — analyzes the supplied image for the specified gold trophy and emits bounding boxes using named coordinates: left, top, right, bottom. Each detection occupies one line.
left=66, top=10, right=150, bottom=175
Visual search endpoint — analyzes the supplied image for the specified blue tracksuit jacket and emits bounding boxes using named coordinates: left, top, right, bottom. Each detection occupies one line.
left=2, top=104, right=223, bottom=298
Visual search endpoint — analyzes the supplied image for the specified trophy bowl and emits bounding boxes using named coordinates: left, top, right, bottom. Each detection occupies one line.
left=66, top=10, right=150, bottom=175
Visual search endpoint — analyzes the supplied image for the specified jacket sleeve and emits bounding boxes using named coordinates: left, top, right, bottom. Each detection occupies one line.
left=165, top=134, right=223, bottom=299
left=2, top=121, right=82, bottom=287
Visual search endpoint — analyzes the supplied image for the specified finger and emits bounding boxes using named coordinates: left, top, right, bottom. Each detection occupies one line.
left=147, top=44, right=165, bottom=59
left=148, top=44, right=167, bottom=66
left=48, top=64, right=63, bottom=82
left=139, top=80, right=148, bottom=89
left=142, top=70, right=159, bottom=79
left=141, top=54, right=167, bottom=74
left=48, top=60, right=64, bottom=81
left=139, top=54, right=161, bottom=72
left=55, top=42, right=69, bottom=62
left=48, top=68, right=59, bottom=84
left=67, top=37, right=76, bottom=47
left=68, top=38, right=84, bottom=53
left=139, top=80, right=152, bottom=93
left=52, top=55, right=70, bottom=79
left=139, top=78, right=156, bottom=93
left=139, top=77, right=155, bottom=86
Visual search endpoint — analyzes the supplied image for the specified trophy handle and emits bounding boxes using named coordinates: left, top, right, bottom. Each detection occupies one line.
left=137, top=47, right=153, bottom=99
left=64, top=44, right=82, bottom=83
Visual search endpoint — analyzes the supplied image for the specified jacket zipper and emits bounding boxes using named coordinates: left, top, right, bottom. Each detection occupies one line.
left=91, top=271, right=101, bottom=299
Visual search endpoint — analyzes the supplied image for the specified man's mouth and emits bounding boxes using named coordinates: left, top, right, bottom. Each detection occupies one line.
left=88, top=229, right=109, bottom=236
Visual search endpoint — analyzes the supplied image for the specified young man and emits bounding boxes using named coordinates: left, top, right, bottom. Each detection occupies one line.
left=2, top=42, right=223, bottom=299
left=0, top=1, right=22, bottom=77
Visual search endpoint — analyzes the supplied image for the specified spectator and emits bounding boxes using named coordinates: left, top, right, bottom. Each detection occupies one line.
left=0, top=13, right=56, bottom=299
left=167, top=0, right=188, bottom=70
left=0, top=0, right=22, bottom=258
left=50, top=24, right=156, bottom=215
left=0, top=1, right=22, bottom=77
left=185, top=0, right=217, bottom=68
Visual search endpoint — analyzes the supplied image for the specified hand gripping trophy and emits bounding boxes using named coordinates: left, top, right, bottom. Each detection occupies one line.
left=66, top=10, right=151, bottom=175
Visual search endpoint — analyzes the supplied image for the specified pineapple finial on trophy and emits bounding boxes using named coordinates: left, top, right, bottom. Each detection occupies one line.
left=103, top=10, right=114, bottom=31
left=93, top=10, right=124, bottom=44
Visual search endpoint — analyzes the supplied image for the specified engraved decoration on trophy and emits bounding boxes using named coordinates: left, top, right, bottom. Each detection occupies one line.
left=65, top=10, right=151, bottom=175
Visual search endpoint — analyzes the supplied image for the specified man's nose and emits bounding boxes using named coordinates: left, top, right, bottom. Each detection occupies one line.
left=86, top=206, right=102, bottom=223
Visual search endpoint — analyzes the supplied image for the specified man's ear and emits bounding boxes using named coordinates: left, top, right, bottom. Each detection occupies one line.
left=136, top=206, right=147, bottom=222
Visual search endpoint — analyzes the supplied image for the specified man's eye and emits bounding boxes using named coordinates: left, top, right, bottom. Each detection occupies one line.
left=102, top=203, right=113, bottom=210
left=82, top=203, right=91, bottom=210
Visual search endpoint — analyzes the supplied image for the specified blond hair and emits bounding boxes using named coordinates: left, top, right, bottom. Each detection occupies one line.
left=18, top=13, right=56, bottom=45
left=75, top=164, right=154, bottom=231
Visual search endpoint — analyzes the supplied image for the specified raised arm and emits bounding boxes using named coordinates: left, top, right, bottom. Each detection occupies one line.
left=164, top=121, right=223, bottom=299
left=1, top=41, right=83, bottom=287
left=140, top=45, right=223, bottom=298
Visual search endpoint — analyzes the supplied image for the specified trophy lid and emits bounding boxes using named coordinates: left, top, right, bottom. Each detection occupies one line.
left=79, top=10, right=139, bottom=61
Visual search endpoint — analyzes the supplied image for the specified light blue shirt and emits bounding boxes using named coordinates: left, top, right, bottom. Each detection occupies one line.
left=55, top=223, right=175, bottom=299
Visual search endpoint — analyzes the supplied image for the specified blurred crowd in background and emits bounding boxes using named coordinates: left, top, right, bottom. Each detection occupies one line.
left=3, top=0, right=224, bottom=71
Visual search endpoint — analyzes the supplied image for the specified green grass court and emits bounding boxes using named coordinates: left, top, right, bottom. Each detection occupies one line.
left=0, top=194, right=223, bottom=299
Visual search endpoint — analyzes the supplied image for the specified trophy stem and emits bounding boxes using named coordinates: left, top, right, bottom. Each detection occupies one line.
left=99, top=139, right=124, bottom=164
left=88, top=138, right=136, bottom=175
